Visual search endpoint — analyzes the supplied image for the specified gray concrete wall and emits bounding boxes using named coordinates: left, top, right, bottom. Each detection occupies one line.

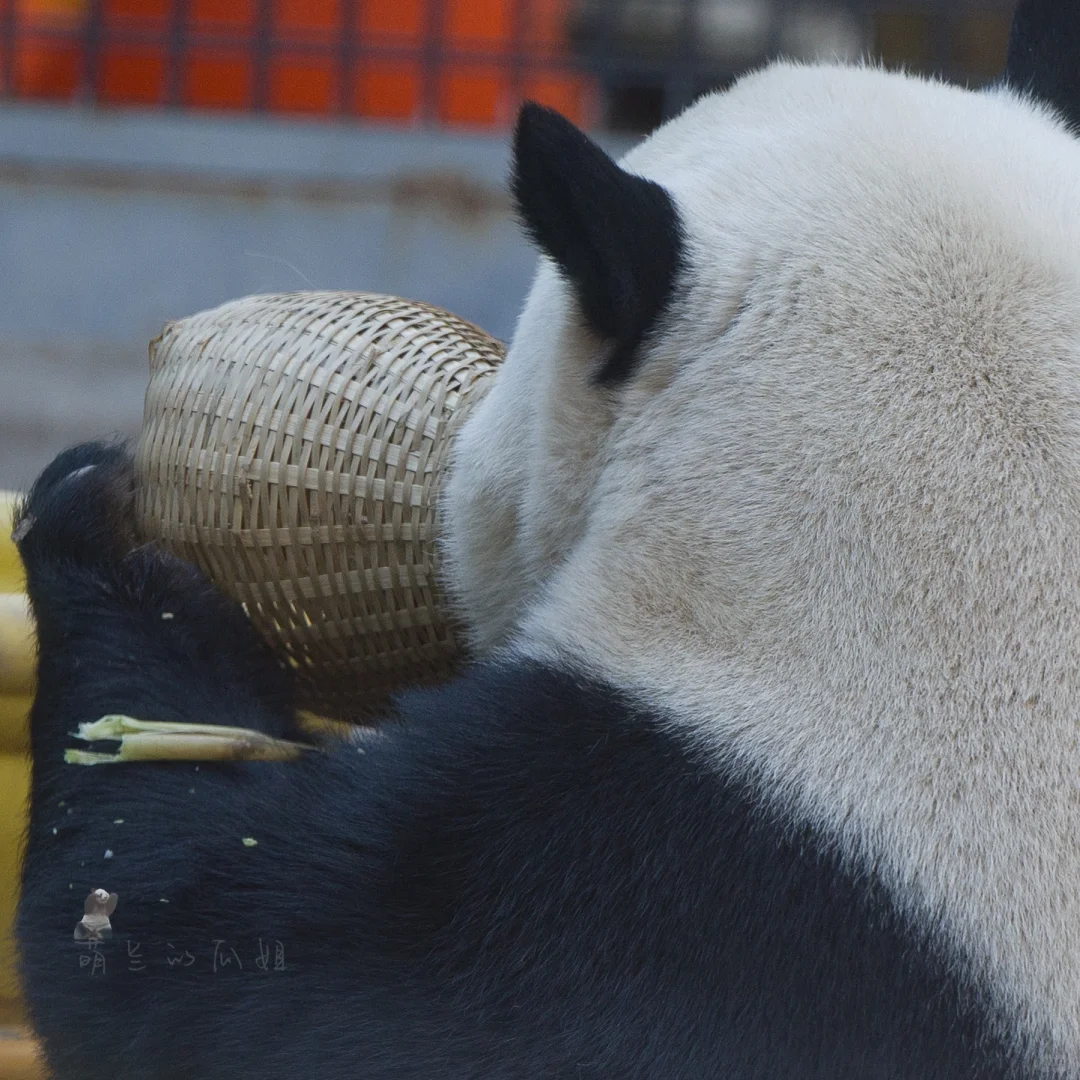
left=0, top=103, right=587, bottom=489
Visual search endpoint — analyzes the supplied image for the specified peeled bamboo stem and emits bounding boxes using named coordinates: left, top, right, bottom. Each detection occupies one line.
left=67, top=715, right=314, bottom=764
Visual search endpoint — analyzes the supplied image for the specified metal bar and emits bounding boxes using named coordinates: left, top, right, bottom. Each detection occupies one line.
left=508, top=0, right=526, bottom=113
left=664, top=0, right=701, bottom=120
left=764, top=0, right=784, bottom=62
left=81, top=0, right=105, bottom=104
left=252, top=0, right=273, bottom=111
left=848, top=0, right=877, bottom=64
left=422, top=0, right=444, bottom=126
left=165, top=0, right=189, bottom=107
left=339, top=0, right=358, bottom=115
left=591, top=0, right=624, bottom=128
left=0, top=0, right=14, bottom=97
left=931, top=0, right=952, bottom=79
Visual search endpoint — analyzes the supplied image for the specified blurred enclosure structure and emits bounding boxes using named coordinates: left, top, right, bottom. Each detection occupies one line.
left=0, top=0, right=1014, bottom=489
left=0, top=0, right=1016, bottom=127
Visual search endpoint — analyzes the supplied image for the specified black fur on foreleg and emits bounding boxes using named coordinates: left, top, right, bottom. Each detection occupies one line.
left=14, top=444, right=315, bottom=1077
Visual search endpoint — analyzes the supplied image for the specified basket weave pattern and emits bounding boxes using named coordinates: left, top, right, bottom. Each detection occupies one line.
left=135, top=292, right=503, bottom=719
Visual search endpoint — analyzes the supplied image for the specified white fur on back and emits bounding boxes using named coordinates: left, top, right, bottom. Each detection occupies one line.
left=444, top=63, right=1080, bottom=1072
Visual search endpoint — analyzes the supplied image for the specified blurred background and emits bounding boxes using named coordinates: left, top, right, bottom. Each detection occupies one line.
left=0, top=0, right=1015, bottom=489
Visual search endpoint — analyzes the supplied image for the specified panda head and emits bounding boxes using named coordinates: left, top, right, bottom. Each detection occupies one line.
left=445, top=5, right=1080, bottom=1069
left=444, top=0, right=1080, bottom=672
left=444, top=2, right=1080, bottom=1062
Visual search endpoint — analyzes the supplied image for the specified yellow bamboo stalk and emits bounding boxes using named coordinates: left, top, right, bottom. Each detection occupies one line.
left=0, top=698, right=29, bottom=756
left=0, top=594, right=34, bottom=698
left=0, top=494, right=24, bottom=593
left=0, top=753, right=31, bottom=1041
left=0, top=1030, right=44, bottom=1080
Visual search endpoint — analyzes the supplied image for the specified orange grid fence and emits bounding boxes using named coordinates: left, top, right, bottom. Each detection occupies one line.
left=3, top=0, right=595, bottom=126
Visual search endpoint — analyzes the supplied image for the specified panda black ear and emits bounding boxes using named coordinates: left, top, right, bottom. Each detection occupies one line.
left=511, top=103, right=685, bottom=384
left=1005, top=0, right=1080, bottom=131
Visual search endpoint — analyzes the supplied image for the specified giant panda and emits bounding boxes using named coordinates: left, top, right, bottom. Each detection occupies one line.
left=14, top=1, right=1080, bottom=1075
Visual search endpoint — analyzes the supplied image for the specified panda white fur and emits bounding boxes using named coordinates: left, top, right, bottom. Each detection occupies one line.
left=14, top=1, right=1080, bottom=1075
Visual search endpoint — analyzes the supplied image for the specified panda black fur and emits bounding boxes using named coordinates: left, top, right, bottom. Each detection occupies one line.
left=15, top=2, right=1080, bottom=1075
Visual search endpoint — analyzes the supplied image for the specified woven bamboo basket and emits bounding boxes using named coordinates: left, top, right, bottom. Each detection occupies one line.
left=135, top=292, right=503, bottom=720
